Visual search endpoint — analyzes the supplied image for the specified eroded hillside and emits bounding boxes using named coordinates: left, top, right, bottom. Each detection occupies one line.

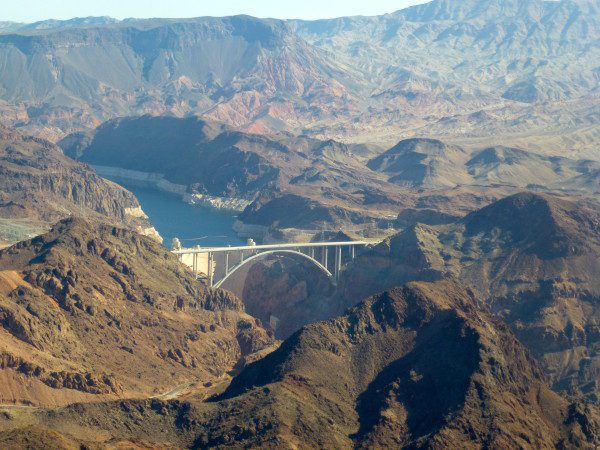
left=0, top=125, right=158, bottom=245
left=0, top=1, right=596, bottom=156
left=0, top=280, right=596, bottom=448
left=339, top=192, right=600, bottom=404
left=0, top=217, right=275, bottom=406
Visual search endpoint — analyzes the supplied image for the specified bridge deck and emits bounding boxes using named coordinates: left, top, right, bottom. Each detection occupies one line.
left=172, top=241, right=373, bottom=255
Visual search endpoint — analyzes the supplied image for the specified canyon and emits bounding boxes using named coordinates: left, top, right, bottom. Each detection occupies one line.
left=0, top=0, right=598, bottom=447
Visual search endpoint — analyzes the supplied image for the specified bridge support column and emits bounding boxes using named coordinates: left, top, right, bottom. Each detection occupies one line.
left=333, top=246, right=336, bottom=279
left=334, top=246, right=342, bottom=280
left=323, top=247, right=328, bottom=271
left=208, top=252, right=213, bottom=287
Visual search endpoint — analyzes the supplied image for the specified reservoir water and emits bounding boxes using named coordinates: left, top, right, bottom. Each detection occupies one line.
left=115, top=182, right=244, bottom=249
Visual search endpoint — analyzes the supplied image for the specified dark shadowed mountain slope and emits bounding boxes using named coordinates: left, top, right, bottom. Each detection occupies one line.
left=0, top=125, right=158, bottom=245
left=61, top=116, right=281, bottom=196
left=0, top=217, right=274, bottom=406
left=340, top=192, right=600, bottom=403
left=0, top=280, right=596, bottom=448
left=61, top=115, right=408, bottom=228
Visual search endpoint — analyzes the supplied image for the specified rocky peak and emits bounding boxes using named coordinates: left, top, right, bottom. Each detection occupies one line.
left=0, top=216, right=244, bottom=311
left=467, top=146, right=530, bottom=165
left=210, top=280, right=595, bottom=448
left=462, top=192, right=600, bottom=257
left=367, top=138, right=469, bottom=188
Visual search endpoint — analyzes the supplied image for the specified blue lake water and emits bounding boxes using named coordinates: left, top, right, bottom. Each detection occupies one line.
left=115, top=182, right=244, bottom=249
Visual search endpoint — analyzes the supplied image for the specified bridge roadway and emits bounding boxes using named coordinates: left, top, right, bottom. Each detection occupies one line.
left=172, top=241, right=372, bottom=288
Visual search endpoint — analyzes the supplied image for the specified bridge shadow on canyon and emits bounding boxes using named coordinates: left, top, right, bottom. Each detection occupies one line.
left=222, top=254, right=336, bottom=339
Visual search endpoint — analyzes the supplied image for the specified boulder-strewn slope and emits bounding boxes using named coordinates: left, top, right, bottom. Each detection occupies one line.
left=0, top=280, right=596, bottom=448
left=0, top=125, right=157, bottom=245
left=341, top=192, right=600, bottom=403
left=0, top=217, right=274, bottom=406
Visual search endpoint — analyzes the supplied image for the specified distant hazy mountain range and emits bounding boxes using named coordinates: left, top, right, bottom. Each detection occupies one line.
left=0, top=0, right=597, bottom=155
left=0, top=16, right=119, bottom=33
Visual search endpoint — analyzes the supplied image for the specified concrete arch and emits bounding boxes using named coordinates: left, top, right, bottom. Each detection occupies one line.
left=213, top=249, right=334, bottom=289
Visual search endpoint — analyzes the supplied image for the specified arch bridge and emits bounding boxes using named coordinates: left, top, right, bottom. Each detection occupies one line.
left=173, top=241, right=371, bottom=288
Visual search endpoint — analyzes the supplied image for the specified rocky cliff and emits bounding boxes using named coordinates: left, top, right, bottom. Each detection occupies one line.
left=0, top=217, right=274, bottom=406
left=0, top=125, right=159, bottom=245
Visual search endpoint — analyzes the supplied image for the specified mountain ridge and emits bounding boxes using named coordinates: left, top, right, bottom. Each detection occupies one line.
left=339, top=192, right=600, bottom=403
left=0, top=215, right=275, bottom=406
left=0, top=280, right=596, bottom=447
left=0, top=0, right=596, bottom=153
left=0, top=124, right=159, bottom=245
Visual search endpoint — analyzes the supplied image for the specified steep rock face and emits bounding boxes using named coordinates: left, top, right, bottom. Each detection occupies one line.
left=0, top=217, right=274, bottom=406
left=340, top=192, right=600, bottom=403
left=0, top=125, right=158, bottom=244
left=4, top=280, right=596, bottom=448
left=0, top=16, right=354, bottom=140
